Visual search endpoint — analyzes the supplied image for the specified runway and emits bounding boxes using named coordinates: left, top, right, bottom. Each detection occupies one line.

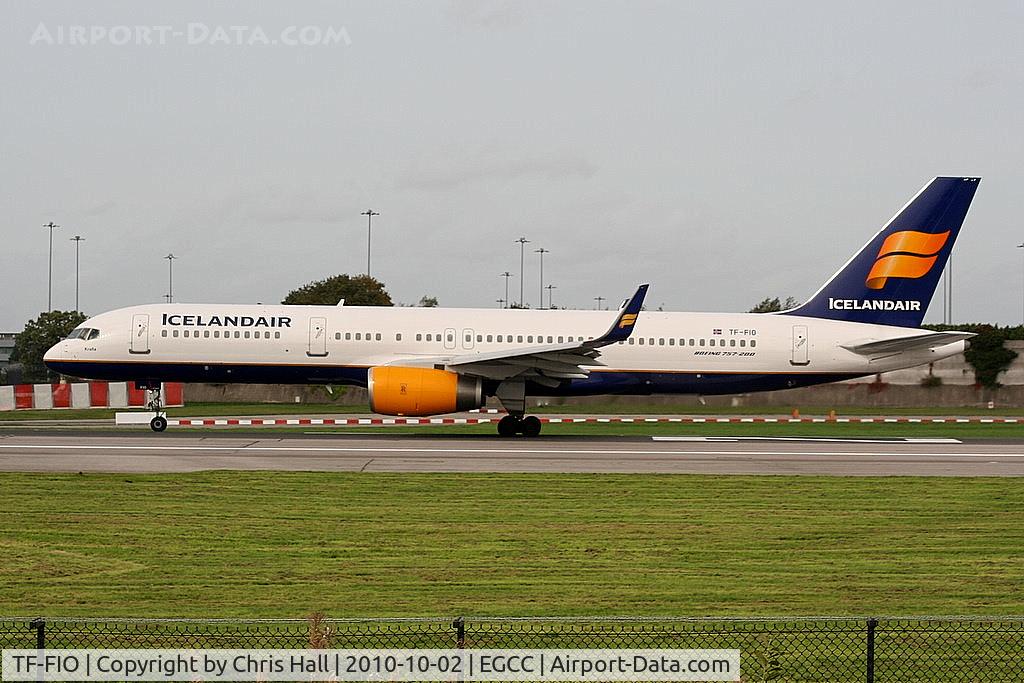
left=1, top=433, right=1023, bottom=475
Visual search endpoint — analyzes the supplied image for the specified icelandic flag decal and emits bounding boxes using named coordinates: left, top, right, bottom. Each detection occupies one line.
left=712, top=328, right=722, bottom=335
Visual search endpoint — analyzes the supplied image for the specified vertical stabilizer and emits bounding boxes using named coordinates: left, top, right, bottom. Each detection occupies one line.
left=783, top=177, right=980, bottom=327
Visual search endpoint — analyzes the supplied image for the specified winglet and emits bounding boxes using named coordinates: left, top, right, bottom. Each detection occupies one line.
left=590, top=284, right=649, bottom=346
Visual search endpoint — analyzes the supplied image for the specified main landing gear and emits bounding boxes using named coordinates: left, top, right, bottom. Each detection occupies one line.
left=137, top=381, right=167, bottom=433
left=497, top=414, right=542, bottom=438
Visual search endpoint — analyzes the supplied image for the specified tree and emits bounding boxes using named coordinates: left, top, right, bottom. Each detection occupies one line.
left=748, top=296, right=799, bottom=313
left=282, top=274, right=393, bottom=306
left=11, top=310, right=87, bottom=382
left=417, top=296, right=439, bottom=308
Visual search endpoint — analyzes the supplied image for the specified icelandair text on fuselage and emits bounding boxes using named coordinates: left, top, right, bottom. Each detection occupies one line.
left=161, top=314, right=292, bottom=328
left=828, top=298, right=922, bottom=311
left=1, top=648, right=740, bottom=681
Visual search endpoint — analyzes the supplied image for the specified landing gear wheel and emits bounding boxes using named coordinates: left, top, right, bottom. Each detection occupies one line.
left=139, top=382, right=167, bottom=433
left=497, top=415, right=519, bottom=437
left=521, top=415, right=542, bottom=437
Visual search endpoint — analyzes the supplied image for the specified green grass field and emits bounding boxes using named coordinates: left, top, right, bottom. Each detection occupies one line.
left=2, top=472, right=1022, bottom=618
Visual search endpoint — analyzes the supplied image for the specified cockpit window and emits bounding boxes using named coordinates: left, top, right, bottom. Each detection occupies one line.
left=66, top=327, right=100, bottom=340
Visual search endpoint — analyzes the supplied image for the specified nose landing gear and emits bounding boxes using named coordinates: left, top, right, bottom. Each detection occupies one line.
left=497, top=414, right=542, bottom=437
left=136, top=381, right=168, bottom=433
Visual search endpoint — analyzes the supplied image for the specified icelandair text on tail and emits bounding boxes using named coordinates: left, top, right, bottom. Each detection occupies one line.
left=3, top=649, right=740, bottom=681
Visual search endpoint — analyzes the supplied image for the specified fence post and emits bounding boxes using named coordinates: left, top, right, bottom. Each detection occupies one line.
left=866, top=618, right=877, bottom=683
left=453, top=617, right=465, bottom=649
left=29, top=618, right=45, bottom=649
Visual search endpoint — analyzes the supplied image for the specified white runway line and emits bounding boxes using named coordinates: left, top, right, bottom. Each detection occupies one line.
left=0, top=443, right=1021, bottom=457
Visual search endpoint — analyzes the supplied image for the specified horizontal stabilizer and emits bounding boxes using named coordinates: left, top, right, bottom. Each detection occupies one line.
left=841, top=331, right=974, bottom=356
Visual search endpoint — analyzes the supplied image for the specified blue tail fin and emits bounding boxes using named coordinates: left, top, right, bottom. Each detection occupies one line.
left=783, top=177, right=980, bottom=327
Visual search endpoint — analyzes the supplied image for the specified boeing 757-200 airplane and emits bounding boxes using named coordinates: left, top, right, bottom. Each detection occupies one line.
left=45, top=177, right=980, bottom=435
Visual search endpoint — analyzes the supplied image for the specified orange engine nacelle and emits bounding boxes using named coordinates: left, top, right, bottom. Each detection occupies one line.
left=368, top=366, right=484, bottom=416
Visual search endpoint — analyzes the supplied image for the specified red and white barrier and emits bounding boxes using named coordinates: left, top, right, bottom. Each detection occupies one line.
left=163, top=415, right=1022, bottom=427
left=0, top=382, right=184, bottom=411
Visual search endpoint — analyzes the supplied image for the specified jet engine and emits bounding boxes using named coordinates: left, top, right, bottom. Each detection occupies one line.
left=368, top=366, right=484, bottom=416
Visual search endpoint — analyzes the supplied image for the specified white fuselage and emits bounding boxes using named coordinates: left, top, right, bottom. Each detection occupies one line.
left=44, top=303, right=965, bottom=398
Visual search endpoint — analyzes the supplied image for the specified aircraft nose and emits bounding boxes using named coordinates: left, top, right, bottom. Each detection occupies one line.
left=43, top=341, right=66, bottom=367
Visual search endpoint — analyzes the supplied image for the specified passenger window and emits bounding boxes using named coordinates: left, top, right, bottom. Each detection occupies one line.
left=477, top=334, right=483, bottom=342
left=638, top=337, right=645, bottom=345
left=366, top=332, right=372, bottom=340
left=244, top=331, right=250, bottom=339
left=486, top=335, right=493, bottom=342
left=396, top=333, right=402, bottom=341
left=376, top=333, right=382, bottom=341
left=161, top=330, right=167, bottom=338
left=466, top=334, right=472, bottom=342
left=335, top=332, right=341, bottom=340
left=628, top=338, right=635, bottom=345
left=497, top=335, right=503, bottom=342
left=751, top=340, right=757, bottom=348
left=447, top=333, right=454, bottom=342
left=416, top=333, right=422, bottom=341
left=659, top=338, right=665, bottom=346
left=547, top=336, right=553, bottom=343
left=172, top=330, right=179, bottom=338
left=355, top=333, right=362, bottom=340
left=730, top=339, right=736, bottom=347
left=234, top=331, right=240, bottom=338
left=274, top=332, right=280, bottom=339
left=699, top=339, right=705, bottom=346
left=517, top=335, right=524, bottom=343
left=213, top=330, right=220, bottom=338
left=557, top=336, right=564, bottom=343
left=205, top=330, right=211, bottom=338
left=669, top=338, right=675, bottom=346
left=740, top=339, right=746, bottom=347
left=527, top=335, right=534, bottom=343
left=345, top=332, right=351, bottom=340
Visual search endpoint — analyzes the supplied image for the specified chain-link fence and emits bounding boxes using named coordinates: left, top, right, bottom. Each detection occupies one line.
left=2, top=616, right=1023, bottom=681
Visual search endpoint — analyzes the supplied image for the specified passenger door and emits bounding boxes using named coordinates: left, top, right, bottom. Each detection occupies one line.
left=129, top=314, right=150, bottom=354
left=444, top=327, right=457, bottom=350
left=462, top=328, right=475, bottom=350
left=790, top=325, right=810, bottom=366
left=307, top=317, right=328, bottom=357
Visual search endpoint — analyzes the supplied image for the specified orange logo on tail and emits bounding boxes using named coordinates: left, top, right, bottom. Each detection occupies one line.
left=618, top=313, right=638, bottom=329
left=865, top=230, right=950, bottom=290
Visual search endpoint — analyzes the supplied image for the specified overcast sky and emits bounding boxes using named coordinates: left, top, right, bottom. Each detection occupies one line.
left=2, top=0, right=1023, bottom=330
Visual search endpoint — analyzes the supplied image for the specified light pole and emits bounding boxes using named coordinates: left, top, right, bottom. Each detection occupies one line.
left=535, top=247, right=549, bottom=308
left=515, top=237, right=530, bottom=307
left=1018, top=243, right=1024, bottom=324
left=500, top=272, right=513, bottom=309
left=361, top=209, right=379, bottom=277
left=545, top=284, right=556, bottom=309
left=70, top=235, right=85, bottom=312
left=43, top=222, right=59, bottom=311
left=594, top=296, right=605, bottom=310
left=165, top=253, right=177, bottom=303
left=948, top=255, right=954, bottom=324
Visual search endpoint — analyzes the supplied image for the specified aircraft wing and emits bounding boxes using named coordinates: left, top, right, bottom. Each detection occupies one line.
left=840, top=331, right=975, bottom=356
left=386, top=284, right=648, bottom=387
